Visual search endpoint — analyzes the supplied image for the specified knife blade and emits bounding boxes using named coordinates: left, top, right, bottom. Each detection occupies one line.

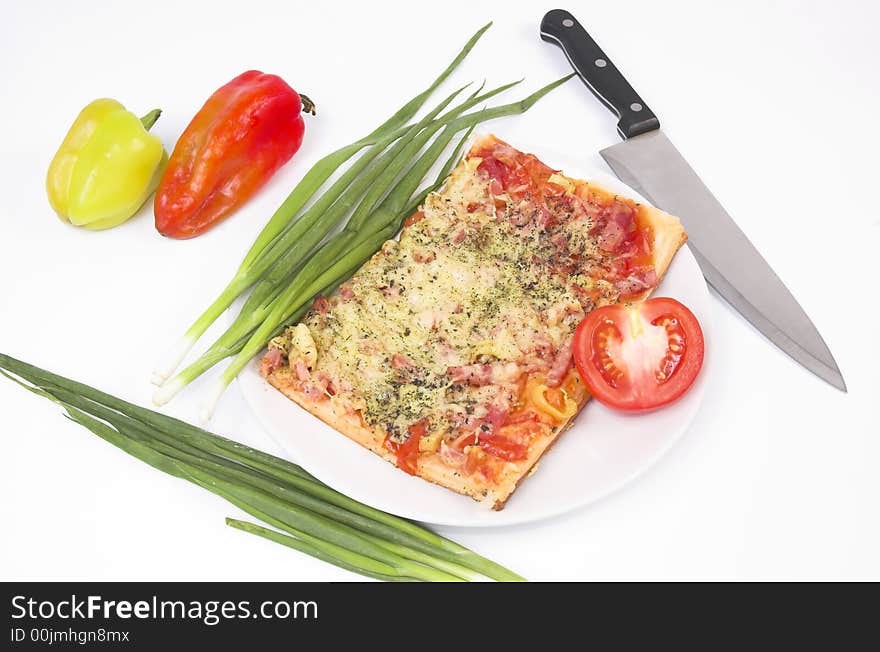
left=540, top=9, right=846, bottom=391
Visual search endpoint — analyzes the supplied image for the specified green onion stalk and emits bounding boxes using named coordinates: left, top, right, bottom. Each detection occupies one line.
left=0, top=353, right=524, bottom=582
left=224, top=83, right=481, bottom=319
left=218, top=81, right=488, bottom=325
left=151, top=23, right=492, bottom=387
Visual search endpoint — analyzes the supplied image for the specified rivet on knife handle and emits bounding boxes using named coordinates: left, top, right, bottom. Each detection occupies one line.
left=540, top=9, right=660, bottom=139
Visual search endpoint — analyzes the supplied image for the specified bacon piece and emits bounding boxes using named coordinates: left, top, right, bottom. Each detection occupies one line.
left=416, top=309, right=444, bottom=330
left=535, top=203, right=556, bottom=230
left=484, top=397, right=510, bottom=434
left=443, top=408, right=470, bottom=432
left=569, top=196, right=594, bottom=225
left=339, top=285, right=355, bottom=300
left=301, top=382, right=325, bottom=400
left=477, top=156, right=508, bottom=187
left=317, top=373, right=336, bottom=396
left=614, top=268, right=658, bottom=297
left=610, top=199, right=635, bottom=226
left=546, top=339, right=573, bottom=387
left=597, top=200, right=635, bottom=252
left=580, top=198, right=605, bottom=221
left=492, top=142, right=521, bottom=166
left=544, top=299, right=584, bottom=327
left=391, top=353, right=423, bottom=383
left=446, top=362, right=522, bottom=387
left=260, top=348, right=285, bottom=376
left=507, top=200, right=534, bottom=227
left=439, top=441, right=467, bottom=467
left=550, top=231, right=569, bottom=250
left=312, top=296, right=330, bottom=314
left=293, top=360, right=311, bottom=382
left=447, top=363, right=492, bottom=386
left=597, top=220, right=625, bottom=252
left=520, top=358, right=546, bottom=375
left=412, top=249, right=436, bottom=263
left=358, top=339, right=383, bottom=355
left=508, top=210, right=531, bottom=227
left=526, top=332, right=553, bottom=359
left=379, top=284, right=401, bottom=298
left=449, top=431, right=477, bottom=451
left=451, top=229, right=466, bottom=244
left=299, top=372, right=333, bottom=401
left=569, top=283, right=598, bottom=313
left=391, top=354, right=415, bottom=371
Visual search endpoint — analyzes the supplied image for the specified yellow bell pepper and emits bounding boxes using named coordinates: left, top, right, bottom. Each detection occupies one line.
left=47, top=99, right=167, bottom=230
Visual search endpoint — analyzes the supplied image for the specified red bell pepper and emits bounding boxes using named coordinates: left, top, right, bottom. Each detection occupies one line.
left=154, top=70, right=314, bottom=239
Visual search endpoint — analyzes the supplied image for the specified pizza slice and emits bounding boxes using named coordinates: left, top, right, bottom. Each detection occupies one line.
left=261, top=135, right=686, bottom=509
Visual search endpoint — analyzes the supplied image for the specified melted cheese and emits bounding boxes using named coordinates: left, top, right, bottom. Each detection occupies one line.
left=275, top=154, right=619, bottom=443
left=289, top=323, right=317, bottom=370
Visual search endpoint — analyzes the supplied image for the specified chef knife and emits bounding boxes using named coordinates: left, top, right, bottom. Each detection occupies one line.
left=540, top=9, right=846, bottom=391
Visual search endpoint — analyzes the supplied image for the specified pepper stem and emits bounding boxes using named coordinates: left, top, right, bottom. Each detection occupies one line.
left=299, top=94, right=316, bottom=116
left=140, top=109, right=162, bottom=131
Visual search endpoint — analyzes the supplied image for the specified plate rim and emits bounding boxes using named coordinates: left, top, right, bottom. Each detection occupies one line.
left=234, top=141, right=712, bottom=527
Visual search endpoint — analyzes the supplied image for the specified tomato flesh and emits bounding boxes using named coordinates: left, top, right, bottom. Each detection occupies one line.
left=573, top=297, right=704, bottom=412
left=384, top=420, right=427, bottom=475
left=479, top=435, right=528, bottom=461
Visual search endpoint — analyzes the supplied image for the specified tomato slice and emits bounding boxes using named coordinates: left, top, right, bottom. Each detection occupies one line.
left=479, top=436, right=528, bottom=461
left=572, top=297, right=704, bottom=412
left=384, top=420, right=427, bottom=475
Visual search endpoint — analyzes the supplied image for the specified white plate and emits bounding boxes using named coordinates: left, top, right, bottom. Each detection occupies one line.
left=236, top=148, right=711, bottom=527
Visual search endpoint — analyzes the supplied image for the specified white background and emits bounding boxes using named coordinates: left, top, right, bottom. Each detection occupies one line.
left=1, top=0, right=878, bottom=581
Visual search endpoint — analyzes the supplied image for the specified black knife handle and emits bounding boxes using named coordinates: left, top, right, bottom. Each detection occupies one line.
left=540, top=9, right=659, bottom=139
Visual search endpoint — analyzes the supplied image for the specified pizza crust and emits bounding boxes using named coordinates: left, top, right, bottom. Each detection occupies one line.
left=266, top=364, right=590, bottom=509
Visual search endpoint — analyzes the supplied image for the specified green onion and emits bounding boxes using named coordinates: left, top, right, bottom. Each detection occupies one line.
left=178, top=464, right=465, bottom=582
left=230, top=80, right=481, bottom=318
left=151, top=23, right=492, bottom=386
left=40, top=384, right=472, bottom=566
left=226, top=519, right=417, bottom=582
left=0, top=354, right=525, bottom=582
